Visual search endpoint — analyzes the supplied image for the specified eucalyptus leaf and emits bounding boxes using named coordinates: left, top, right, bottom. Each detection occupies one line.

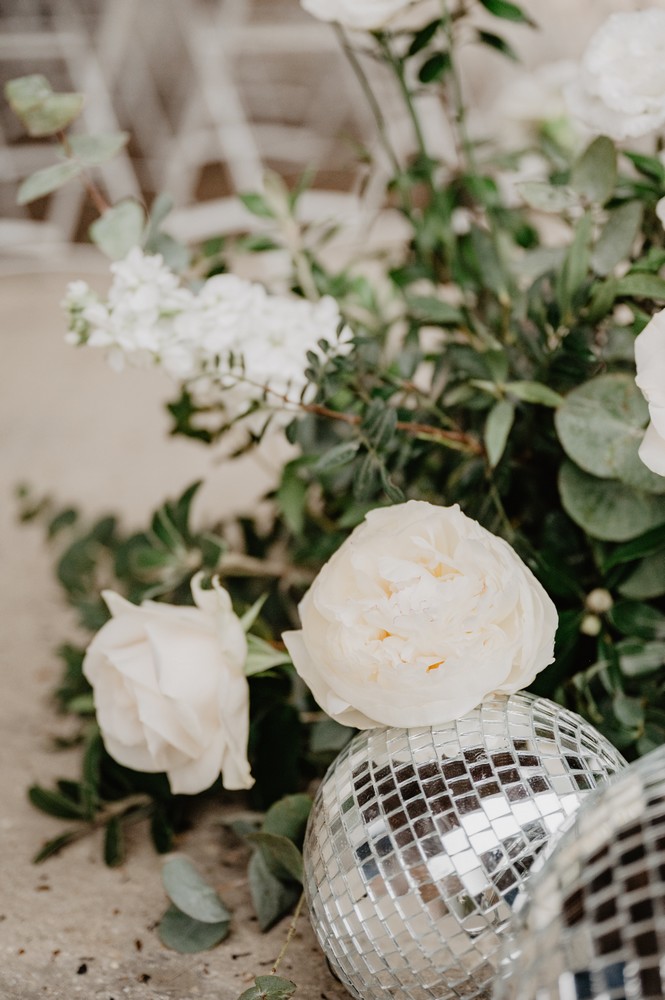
left=555, top=375, right=665, bottom=493
left=162, top=856, right=231, bottom=923
left=5, top=74, right=84, bottom=136
left=248, top=850, right=301, bottom=932
left=558, top=461, right=665, bottom=541
left=246, top=832, right=304, bottom=883
left=591, top=202, right=643, bottom=276
left=608, top=601, right=665, bottom=640
left=312, top=440, right=361, bottom=472
left=618, top=550, right=665, bottom=599
left=157, top=904, right=230, bottom=953
left=556, top=213, right=592, bottom=317
left=505, top=381, right=563, bottom=407
left=89, top=200, right=146, bottom=260
left=478, top=0, right=535, bottom=24
left=570, top=136, right=617, bottom=204
left=17, top=161, right=82, bottom=205
left=262, top=794, right=312, bottom=844
left=237, top=975, right=297, bottom=1000
left=518, top=182, right=578, bottom=214
left=617, top=638, right=665, bottom=677
left=309, top=718, right=354, bottom=754
left=484, top=399, right=514, bottom=468
left=67, top=132, right=129, bottom=166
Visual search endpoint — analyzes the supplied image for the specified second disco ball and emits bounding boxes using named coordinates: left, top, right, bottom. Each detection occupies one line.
left=303, top=691, right=626, bottom=1000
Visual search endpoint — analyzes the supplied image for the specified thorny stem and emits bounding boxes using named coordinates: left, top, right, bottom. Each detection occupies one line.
left=57, top=130, right=111, bottom=217
left=270, top=893, right=306, bottom=976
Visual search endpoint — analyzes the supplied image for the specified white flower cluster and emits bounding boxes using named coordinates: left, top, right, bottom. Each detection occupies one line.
left=64, top=248, right=351, bottom=421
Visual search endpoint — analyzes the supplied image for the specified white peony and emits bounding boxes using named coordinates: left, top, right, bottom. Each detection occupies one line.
left=83, top=574, right=253, bottom=794
left=635, top=308, right=665, bottom=476
left=300, top=0, right=426, bottom=31
left=565, top=9, right=665, bottom=141
left=283, top=500, right=558, bottom=729
left=63, top=249, right=351, bottom=422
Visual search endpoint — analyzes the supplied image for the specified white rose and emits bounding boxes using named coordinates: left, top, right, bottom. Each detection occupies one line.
left=83, top=574, right=253, bottom=794
left=565, top=9, right=665, bottom=141
left=635, top=308, right=665, bottom=476
left=283, top=500, right=558, bottom=729
left=300, top=0, right=426, bottom=31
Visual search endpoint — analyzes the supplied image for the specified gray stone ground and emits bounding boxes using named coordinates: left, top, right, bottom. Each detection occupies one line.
left=0, top=268, right=348, bottom=1000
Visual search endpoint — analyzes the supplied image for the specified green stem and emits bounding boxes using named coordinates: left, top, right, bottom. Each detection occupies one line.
left=378, top=35, right=430, bottom=163
left=335, top=26, right=402, bottom=178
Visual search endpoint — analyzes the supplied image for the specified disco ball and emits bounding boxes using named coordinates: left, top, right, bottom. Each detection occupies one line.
left=495, top=746, right=665, bottom=1000
left=303, top=691, right=626, bottom=1000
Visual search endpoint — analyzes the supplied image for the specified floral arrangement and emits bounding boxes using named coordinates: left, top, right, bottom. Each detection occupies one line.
left=8, top=2, right=665, bottom=996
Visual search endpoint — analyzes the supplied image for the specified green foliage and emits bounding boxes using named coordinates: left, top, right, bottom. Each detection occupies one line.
left=5, top=74, right=84, bottom=136
left=237, top=976, right=297, bottom=1000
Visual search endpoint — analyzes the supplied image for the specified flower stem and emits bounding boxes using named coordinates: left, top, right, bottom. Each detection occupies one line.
left=57, top=130, right=111, bottom=217
left=335, top=26, right=402, bottom=178
left=270, top=892, right=305, bottom=976
left=378, top=35, right=430, bottom=164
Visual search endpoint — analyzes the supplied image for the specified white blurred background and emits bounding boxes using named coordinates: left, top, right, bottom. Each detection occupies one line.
left=0, top=0, right=653, bottom=261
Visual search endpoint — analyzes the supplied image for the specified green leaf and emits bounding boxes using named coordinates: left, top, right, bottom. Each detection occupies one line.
left=613, top=692, right=644, bottom=729
left=592, top=202, right=643, bottom=276
left=618, top=550, right=665, bottom=599
left=245, top=634, right=292, bottom=676
left=103, top=816, right=125, bottom=867
left=28, top=785, right=86, bottom=820
left=162, top=856, right=231, bottom=923
left=310, top=718, right=354, bottom=754
left=312, top=440, right=360, bottom=473
left=405, top=294, right=463, bottom=326
left=276, top=461, right=308, bottom=536
left=5, top=74, right=84, bottom=137
left=484, top=399, right=514, bottom=468
left=248, top=851, right=301, bottom=932
left=33, top=831, right=79, bottom=864
left=237, top=975, right=297, bottom=1000
left=605, top=522, right=665, bottom=569
left=617, top=638, right=665, bottom=677
left=262, top=794, right=312, bottom=845
left=246, top=832, right=304, bottom=883
left=518, top=182, right=578, bottom=214
left=571, top=136, right=617, bottom=204
left=623, top=150, right=665, bottom=183
left=17, top=161, right=82, bottom=205
left=157, top=904, right=230, bottom=953
left=479, top=0, right=535, bottom=24
left=555, top=374, right=665, bottom=493
left=67, top=132, right=129, bottom=166
left=558, top=461, right=665, bottom=541
left=89, top=200, right=146, bottom=260
left=476, top=30, right=518, bottom=61
left=143, top=192, right=175, bottom=245
left=407, top=20, right=440, bottom=56
left=418, top=52, right=450, bottom=83
left=239, top=193, right=275, bottom=219
left=240, top=594, right=268, bottom=633
left=505, top=381, right=563, bottom=407
left=608, top=601, right=665, bottom=640
left=557, top=213, right=592, bottom=317
left=616, top=272, right=665, bottom=300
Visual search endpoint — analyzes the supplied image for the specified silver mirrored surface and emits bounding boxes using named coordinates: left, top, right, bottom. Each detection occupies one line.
left=496, top=746, right=665, bottom=1000
left=303, top=692, right=626, bottom=1000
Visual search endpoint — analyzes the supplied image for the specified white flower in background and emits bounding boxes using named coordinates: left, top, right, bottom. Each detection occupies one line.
left=656, top=197, right=665, bottom=230
left=565, top=8, right=665, bottom=141
left=300, top=0, right=426, bottom=31
left=83, top=574, right=253, bottom=794
left=283, top=500, right=558, bottom=729
left=497, top=60, right=580, bottom=147
left=63, top=249, right=351, bottom=421
left=635, top=309, right=665, bottom=476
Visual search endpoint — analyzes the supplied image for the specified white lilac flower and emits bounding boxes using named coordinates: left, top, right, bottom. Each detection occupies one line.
left=63, top=249, right=352, bottom=423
